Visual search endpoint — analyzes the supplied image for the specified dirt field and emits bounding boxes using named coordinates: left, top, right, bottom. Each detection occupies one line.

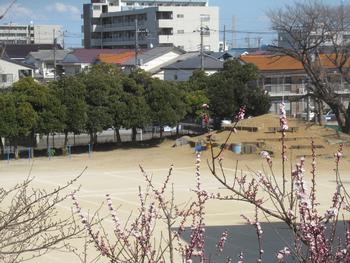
left=1, top=116, right=350, bottom=262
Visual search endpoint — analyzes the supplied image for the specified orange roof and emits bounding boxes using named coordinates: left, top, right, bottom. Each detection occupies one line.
left=240, top=54, right=350, bottom=71
left=98, top=51, right=135, bottom=64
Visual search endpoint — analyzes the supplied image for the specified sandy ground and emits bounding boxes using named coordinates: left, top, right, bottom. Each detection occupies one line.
left=1, top=122, right=350, bottom=262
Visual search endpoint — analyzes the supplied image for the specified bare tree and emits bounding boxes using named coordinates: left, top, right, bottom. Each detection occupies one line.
left=0, top=172, right=82, bottom=263
left=268, top=0, right=350, bottom=132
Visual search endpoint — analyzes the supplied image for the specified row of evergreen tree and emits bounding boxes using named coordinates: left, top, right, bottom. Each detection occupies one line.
left=0, top=60, right=271, bottom=158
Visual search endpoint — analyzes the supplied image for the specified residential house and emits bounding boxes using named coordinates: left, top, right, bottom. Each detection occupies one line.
left=240, top=53, right=350, bottom=116
left=122, top=46, right=188, bottom=79
left=25, top=49, right=71, bottom=80
left=0, top=57, right=34, bottom=88
left=163, top=54, right=224, bottom=81
left=60, top=48, right=133, bottom=76
left=1, top=44, right=63, bottom=62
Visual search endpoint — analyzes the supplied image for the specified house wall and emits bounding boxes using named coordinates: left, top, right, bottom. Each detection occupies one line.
left=164, top=69, right=217, bottom=81
left=0, top=59, right=33, bottom=88
left=63, top=63, right=91, bottom=76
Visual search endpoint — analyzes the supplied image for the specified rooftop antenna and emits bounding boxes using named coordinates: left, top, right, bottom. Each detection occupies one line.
left=0, top=0, right=17, bottom=20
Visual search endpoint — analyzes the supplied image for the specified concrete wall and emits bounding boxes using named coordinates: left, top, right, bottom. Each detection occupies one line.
left=158, top=6, right=219, bottom=51
left=85, top=3, right=219, bottom=51
left=34, top=25, right=63, bottom=46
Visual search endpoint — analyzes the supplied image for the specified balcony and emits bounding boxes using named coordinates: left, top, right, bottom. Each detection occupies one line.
left=264, top=84, right=306, bottom=97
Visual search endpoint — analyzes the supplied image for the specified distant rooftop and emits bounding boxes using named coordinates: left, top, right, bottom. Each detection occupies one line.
left=240, top=54, right=349, bottom=71
left=2, top=44, right=63, bottom=61
left=61, top=48, right=134, bottom=64
left=162, top=54, right=223, bottom=70
left=28, top=50, right=71, bottom=62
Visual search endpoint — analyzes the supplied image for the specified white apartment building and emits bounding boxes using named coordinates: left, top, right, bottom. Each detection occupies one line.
left=0, top=24, right=63, bottom=46
left=82, top=0, right=219, bottom=52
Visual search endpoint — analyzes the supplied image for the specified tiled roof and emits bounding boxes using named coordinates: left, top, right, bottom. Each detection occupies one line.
left=1, top=57, right=35, bottom=69
left=28, top=50, right=71, bottom=61
left=240, top=54, right=350, bottom=71
left=162, top=55, right=224, bottom=70
left=63, top=48, right=134, bottom=64
left=123, top=46, right=185, bottom=66
left=3, top=44, right=63, bottom=60
left=98, top=51, right=136, bottom=64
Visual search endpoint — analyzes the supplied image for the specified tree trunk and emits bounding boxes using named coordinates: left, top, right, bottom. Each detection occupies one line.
left=64, top=131, right=68, bottom=149
left=52, top=133, right=55, bottom=148
left=345, top=103, right=350, bottom=133
left=176, top=124, right=180, bottom=138
left=14, top=139, right=19, bottom=160
left=317, top=100, right=324, bottom=126
left=329, top=102, right=348, bottom=132
left=89, top=132, right=94, bottom=145
left=47, top=134, right=50, bottom=152
left=132, top=127, right=137, bottom=142
left=93, top=132, right=98, bottom=145
left=160, top=126, right=163, bottom=138
left=0, top=137, right=4, bottom=158
left=115, top=128, right=122, bottom=143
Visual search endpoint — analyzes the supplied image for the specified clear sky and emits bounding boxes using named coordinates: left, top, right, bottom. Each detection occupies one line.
left=0, top=0, right=345, bottom=48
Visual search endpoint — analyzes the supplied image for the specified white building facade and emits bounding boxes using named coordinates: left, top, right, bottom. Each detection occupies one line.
left=0, top=58, right=34, bottom=88
left=82, top=0, right=219, bottom=51
left=0, top=24, right=63, bottom=46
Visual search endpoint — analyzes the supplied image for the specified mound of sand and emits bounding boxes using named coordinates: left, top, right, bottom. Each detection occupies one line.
left=190, top=114, right=350, bottom=158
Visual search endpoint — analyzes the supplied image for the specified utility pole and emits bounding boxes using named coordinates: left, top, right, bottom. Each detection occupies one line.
left=135, top=18, right=139, bottom=68
left=200, top=21, right=204, bottom=71
left=53, top=29, right=57, bottom=81
left=223, top=24, right=226, bottom=52
left=62, top=31, right=65, bottom=49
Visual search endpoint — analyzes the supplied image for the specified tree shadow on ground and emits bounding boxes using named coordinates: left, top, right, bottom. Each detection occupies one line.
left=177, top=221, right=347, bottom=263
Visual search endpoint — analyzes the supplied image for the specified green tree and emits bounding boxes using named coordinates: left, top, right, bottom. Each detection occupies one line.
left=178, top=78, right=209, bottom=122
left=54, top=76, right=87, bottom=149
left=107, top=74, right=126, bottom=144
left=0, top=93, right=38, bottom=159
left=146, top=79, right=187, bottom=138
left=82, top=64, right=122, bottom=145
left=12, top=77, right=65, bottom=152
left=121, top=73, right=151, bottom=142
left=207, top=60, right=270, bottom=127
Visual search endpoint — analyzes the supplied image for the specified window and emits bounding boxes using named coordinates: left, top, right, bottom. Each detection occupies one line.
left=0, top=74, right=13, bottom=83
left=177, top=30, right=184, bottom=34
left=177, top=14, right=184, bottom=18
left=156, top=11, right=173, bottom=20
left=18, top=70, right=32, bottom=79
left=158, top=28, right=173, bottom=35
left=264, top=77, right=272, bottom=85
left=200, top=14, right=210, bottom=22
left=93, top=5, right=101, bottom=10
left=284, top=77, right=292, bottom=84
left=102, top=5, right=108, bottom=13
